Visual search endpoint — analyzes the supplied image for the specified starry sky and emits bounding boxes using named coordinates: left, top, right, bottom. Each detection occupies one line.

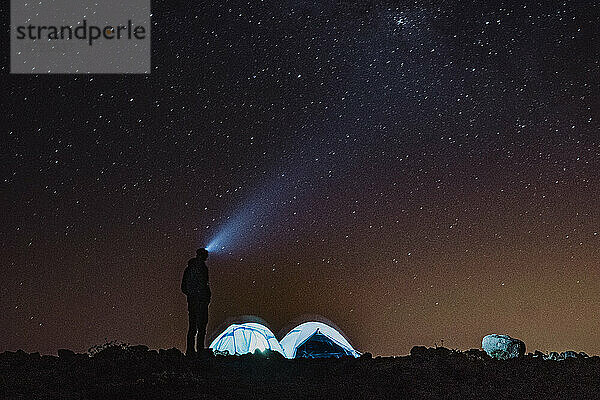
left=2, top=0, right=599, bottom=356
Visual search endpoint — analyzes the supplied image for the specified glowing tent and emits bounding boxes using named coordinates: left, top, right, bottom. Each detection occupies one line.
left=209, top=322, right=284, bottom=355
left=280, top=321, right=360, bottom=359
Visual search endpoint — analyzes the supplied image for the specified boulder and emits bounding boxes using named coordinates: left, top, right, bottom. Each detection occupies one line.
left=129, top=344, right=149, bottom=353
left=0, top=350, right=30, bottom=362
left=482, top=334, right=525, bottom=360
left=464, top=348, right=489, bottom=360
left=533, top=350, right=545, bottom=358
left=543, top=350, right=587, bottom=361
left=213, top=349, right=230, bottom=357
left=410, top=346, right=455, bottom=360
left=58, top=349, right=76, bottom=360
left=410, top=346, right=453, bottom=359
left=159, top=347, right=184, bottom=361
left=409, top=346, right=428, bottom=357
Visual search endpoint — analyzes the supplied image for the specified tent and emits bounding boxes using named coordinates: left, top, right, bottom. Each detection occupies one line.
left=279, top=321, right=360, bottom=359
left=209, top=322, right=284, bottom=355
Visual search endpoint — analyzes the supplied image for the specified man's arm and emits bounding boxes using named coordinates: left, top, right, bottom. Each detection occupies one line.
left=181, top=267, right=190, bottom=295
left=202, top=264, right=209, bottom=284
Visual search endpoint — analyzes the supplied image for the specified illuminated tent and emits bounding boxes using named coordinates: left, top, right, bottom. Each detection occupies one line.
left=209, top=322, right=284, bottom=355
left=280, top=321, right=360, bottom=359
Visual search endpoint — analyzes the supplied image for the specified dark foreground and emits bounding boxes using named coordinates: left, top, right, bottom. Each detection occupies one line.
left=1, top=346, right=599, bottom=399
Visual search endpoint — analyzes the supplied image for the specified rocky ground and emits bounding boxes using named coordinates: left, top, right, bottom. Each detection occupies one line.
left=1, top=346, right=599, bottom=399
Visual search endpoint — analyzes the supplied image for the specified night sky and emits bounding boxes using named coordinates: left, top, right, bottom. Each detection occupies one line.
left=2, top=1, right=599, bottom=356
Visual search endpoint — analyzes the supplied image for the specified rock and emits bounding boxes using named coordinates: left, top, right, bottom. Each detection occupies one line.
left=434, top=347, right=453, bottom=358
left=464, top=349, right=489, bottom=360
left=0, top=351, right=16, bottom=362
left=410, top=346, right=428, bottom=357
left=0, top=350, right=32, bottom=363
left=159, top=348, right=184, bottom=361
left=129, top=344, right=149, bottom=353
left=126, top=345, right=151, bottom=361
left=94, top=345, right=129, bottom=361
left=533, top=350, right=545, bottom=358
left=409, top=346, right=453, bottom=359
left=481, top=334, right=525, bottom=360
left=16, top=349, right=29, bottom=359
left=542, top=350, right=587, bottom=361
left=58, top=349, right=76, bottom=360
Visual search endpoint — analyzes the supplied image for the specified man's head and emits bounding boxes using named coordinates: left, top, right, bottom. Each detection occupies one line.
left=196, top=248, right=209, bottom=261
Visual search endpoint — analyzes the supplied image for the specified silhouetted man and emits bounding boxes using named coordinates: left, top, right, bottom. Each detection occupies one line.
left=181, top=248, right=211, bottom=356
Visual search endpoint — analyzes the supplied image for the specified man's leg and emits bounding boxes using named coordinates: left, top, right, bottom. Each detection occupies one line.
left=196, top=302, right=209, bottom=351
left=186, top=300, right=198, bottom=356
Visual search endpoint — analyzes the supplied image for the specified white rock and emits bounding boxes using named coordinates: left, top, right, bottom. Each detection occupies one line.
left=481, top=334, right=525, bottom=360
left=546, top=351, right=561, bottom=361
